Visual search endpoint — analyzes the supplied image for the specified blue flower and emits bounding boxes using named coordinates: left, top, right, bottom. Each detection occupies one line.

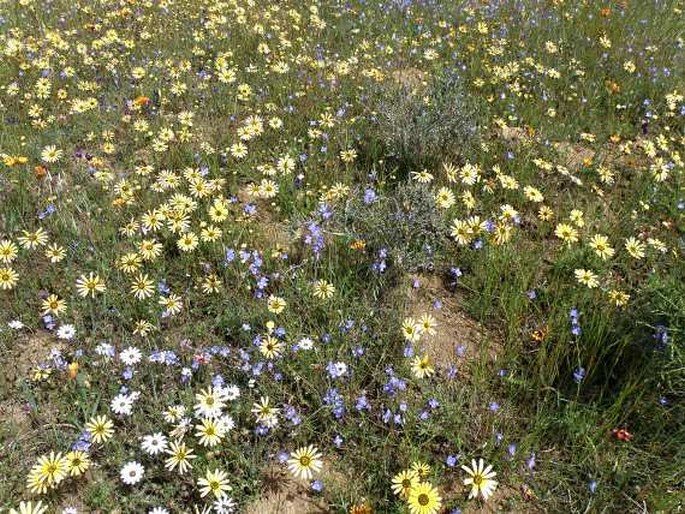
left=363, top=188, right=377, bottom=204
left=573, top=367, right=586, bottom=383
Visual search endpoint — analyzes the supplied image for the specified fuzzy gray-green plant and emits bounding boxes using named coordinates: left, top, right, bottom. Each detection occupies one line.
left=339, top=181, right=448, bottom=273
left=371, top=71, right=482, bottom=174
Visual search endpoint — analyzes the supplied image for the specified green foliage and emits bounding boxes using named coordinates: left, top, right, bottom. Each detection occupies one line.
left=337, top=182, right=448, bottom=273
left=369, top=71, right=482, bottom=174
left=1, top=0, right=684, bottom=512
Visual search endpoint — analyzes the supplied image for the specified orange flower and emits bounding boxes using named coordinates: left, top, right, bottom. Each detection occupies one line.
left=350, top=239, right=366, bottom=251
left=67, top=361, right=79, bottom=379
left=611, top=428, right=633, bottom=441
left=34, top=165, right=48, bottom=179
left=531, top=327, right=548, bottom=343
left=600, top=7, right=611, bottom=17
left=133, top=95, right=150, bottom=107
left=350, top=502, right=373, bottom=514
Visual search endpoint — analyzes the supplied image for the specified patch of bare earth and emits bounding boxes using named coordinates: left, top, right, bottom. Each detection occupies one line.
left=236, top=189, right=292, bottom=252
left=1, top=330, right=63, bottom=423
left=6, top=330, right=63, bottom=383
left=243, top=463, right=350, bottom=514
left=0, top=331, right=66, bottom=496
left=0, top=399, right=31, bottom=434
left=460, top=484, right=542, bottom=514
left=552, top=141, right=596, bottom=172
left=390, top=67, right=427, bottom=91
left=403, top=274, right=502, bottom=372
left=497, top=126, right=535, bottom=146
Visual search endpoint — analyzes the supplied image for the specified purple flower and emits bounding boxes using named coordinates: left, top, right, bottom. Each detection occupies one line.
left=570, top=307, right=582, bottom=337
left=363, top=188, right=377, bottom=204
left=303, top=221, right=325, bottom=258
left=326, top=361, right=348, bottom=379
left=573, top=367, right=586, bottom=383
left=507, top=443, right=517, bottom=457
left=653, top=325, right=670, bottom=351
left=355, top=395, right=369, bottom=411
left=42, top=314, right=56, bottom=331
left=318, top=203, right=333, bottom=221
left=311, top=479, right=324, bottom=492
left=445, top=455, right=459, bottom=467
left=71, top=431, right=92, bottom=452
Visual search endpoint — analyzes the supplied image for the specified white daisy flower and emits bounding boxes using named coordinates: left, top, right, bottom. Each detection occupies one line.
left=120, top=461, right=145, bottom=485
left=56, top=324, right=76, bottom=340
left=8, top=320, right=24, bottom=330
left=141, top=432, right=169, bottom=456
left=120, top=346, right=142, bottom=366
left=298, top=337, right=314, bottom=350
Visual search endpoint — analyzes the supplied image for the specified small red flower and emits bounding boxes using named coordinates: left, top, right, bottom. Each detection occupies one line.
left=611, top=428, right=633, bottom=441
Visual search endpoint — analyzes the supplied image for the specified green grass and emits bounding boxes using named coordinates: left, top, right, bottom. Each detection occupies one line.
left=1, top=0, right=684, bottom=512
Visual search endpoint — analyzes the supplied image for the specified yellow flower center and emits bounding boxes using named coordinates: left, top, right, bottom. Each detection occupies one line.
left=299, top=456, right=311, bottom=467
left=418, top=493, right=429, bottom=506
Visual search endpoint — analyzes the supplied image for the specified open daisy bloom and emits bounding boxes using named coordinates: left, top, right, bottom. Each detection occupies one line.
left=461, top=458, right=498, bottom=500
left=287, top=445, right=323, bottom=480
left=391, top=469, right=419, bottom=499
left=197, top=468, right=232, bottom=498
left=10, top=501, right=47, bottom=514
left=407, top=481, right=442, bottom=514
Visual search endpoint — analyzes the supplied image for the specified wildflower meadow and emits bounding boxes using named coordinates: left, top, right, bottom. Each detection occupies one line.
left=1, top=0, right=685, bottom=512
